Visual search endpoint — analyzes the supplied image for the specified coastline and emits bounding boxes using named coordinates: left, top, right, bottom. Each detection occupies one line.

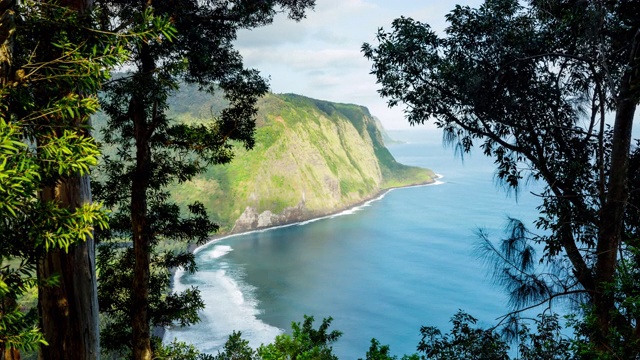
left=159, top=174, right=442, bottom=341
left=190, top=174, right=441, bottom=253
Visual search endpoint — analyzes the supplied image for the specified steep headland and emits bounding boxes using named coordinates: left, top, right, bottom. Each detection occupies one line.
left=167, top=90, right=435, bottom=234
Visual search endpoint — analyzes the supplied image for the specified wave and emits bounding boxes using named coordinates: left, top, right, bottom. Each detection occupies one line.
left=200, top=244, right=233, bottom=260
left=168, top=179, right=446, bottom=352
left=166, top=245, right=282, bottom=353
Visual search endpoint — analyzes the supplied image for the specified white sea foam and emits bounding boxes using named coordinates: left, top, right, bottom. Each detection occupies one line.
left=202, top=245, right=233, bottom=260
left=194, top=233, right=249, bottom=254
left=432, top=173, right=445, bottom=185
left=166, top=246, right=281, bottom=354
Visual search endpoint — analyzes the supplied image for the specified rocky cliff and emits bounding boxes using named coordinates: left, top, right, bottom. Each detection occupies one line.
left=168, top=92, right=435, bottom=233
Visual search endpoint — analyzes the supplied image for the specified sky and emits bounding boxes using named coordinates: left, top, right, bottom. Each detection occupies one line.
left=234, top=0, right=483, bottom=130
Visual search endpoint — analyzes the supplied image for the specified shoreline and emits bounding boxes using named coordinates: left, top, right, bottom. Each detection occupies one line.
left=189, top=175, right=442, bottom=254
left=159, top=174, right=443, bottom=341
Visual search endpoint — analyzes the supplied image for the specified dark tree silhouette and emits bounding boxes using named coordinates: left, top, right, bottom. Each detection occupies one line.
left=364, top=0, right=640, bottom=356
left=93, top=1, right=315, bottom=359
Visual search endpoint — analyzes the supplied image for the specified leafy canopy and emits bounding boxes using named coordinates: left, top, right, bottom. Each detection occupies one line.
left=0, top=1, right=175, bottom=355
left=363, top=0, right=640, bottom=356
left=92, top=0, right=315, bottom=357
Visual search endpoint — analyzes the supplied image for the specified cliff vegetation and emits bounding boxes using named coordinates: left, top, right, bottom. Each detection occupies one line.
left=163, top=87, right=434, bottom=233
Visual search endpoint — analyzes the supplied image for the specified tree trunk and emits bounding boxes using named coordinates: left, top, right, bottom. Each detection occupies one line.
left=131, top=127, right=152, bottom=360
left=0, top=298, right=21, bottom=360
left=38, top=178, right=99, bottom=360
left=594, top=37, right=640, bottom=349
left=0, top=0, right=13, bottom=84
left=37, top=1, right=99, bottom=359
left=1, top=347, right=21, bottom=360
left=130, top=40, right=154, bottom=360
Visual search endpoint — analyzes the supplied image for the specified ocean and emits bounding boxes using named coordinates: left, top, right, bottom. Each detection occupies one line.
left=164, top=128, right=545, bottom=358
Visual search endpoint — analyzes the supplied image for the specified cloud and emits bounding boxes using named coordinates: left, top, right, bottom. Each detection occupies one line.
left=241, top=48, right=367, bottom=72
left=234, top=14, right=308, bottom=48
left=235, top=0, right=379, bottom=48
left=233, top=0, right=484, bottom=129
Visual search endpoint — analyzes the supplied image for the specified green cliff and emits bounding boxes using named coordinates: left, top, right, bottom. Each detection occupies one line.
left=166, top=91, right=435, bottom=233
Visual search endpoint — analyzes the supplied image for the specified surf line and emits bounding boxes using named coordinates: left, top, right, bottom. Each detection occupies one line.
left=164, top=174, right=445, bottom=343
left=191, top=174, right=445, bottom=255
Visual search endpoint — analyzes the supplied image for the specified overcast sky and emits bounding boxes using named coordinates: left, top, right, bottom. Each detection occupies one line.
left=235, top=0, right=483, bottom=130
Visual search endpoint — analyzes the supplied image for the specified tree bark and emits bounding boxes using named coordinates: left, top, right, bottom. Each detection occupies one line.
left=594, top=35, right=640, bottom=349
left=1, top=347, right=21, bottom=360
left=37, top=1, right=99, bottom=359
left=38, top=178, right=99, bottom=360
left=130, top=40, right=154, bottom=360
left=0, top=0, right=13, bottom=85
left=131, top=120, right=152, bottom=360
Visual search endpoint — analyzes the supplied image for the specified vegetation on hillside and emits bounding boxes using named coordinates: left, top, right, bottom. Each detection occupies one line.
left=164, top=88, right=434, bottom=233
left=167, top=311, right=586, bottom=360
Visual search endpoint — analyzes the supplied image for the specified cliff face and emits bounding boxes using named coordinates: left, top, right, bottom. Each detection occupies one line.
left=169, top=92, right=435, bottom=233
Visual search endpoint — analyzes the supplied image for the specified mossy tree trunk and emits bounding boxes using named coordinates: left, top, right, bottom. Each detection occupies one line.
left=38, top=180, right=99, bottom=360
left=36, top=1, right=99, bottom=359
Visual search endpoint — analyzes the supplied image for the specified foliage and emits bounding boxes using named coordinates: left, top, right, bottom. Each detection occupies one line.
left=257, top=316, right=342, bottom=360
left=0, top=1, right=132, bottom=355
left=0, top=259, right=46, bottom=353
left=516, top=313, right=572, bottom=360
left=0, top=1, right=176, bottom=357
left=96, top=241, right=206, bottom=355
left=208, top=331, right=257, bottom=360
left=415, top=311, right=578, bottom=360
left=359, top=339, right=419, bottom=360
left=92, top=1, right=316, bottom=358
left=363, top=0, right=640, bottom=355
left=360, top=339, right=395, bottom=360
left=182, top=313, right=583, bottom=359
left=162, top=313, right=591, bottom=360
left=150, top=338, right=202, bottom=360
left=0, top=120, right=39, bottom=219
left=189, top=317, right=342, bottom=360
left=163, top=89, right=434, bottom=233
left=417, top=311, right=509, bottom=360
left=0, top=0, right=124, bottom=256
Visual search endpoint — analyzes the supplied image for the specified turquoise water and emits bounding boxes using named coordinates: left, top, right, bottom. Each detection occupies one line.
left=165, top=129, right=544, bottom=358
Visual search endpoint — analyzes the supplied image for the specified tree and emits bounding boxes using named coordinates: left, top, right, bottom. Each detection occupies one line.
left=416, top=311, right=572, bottom=360
left=359, top=339, right=420, bottom=360
left=0, top=3, right=41, bottom=358
left=209, top=331, right=257, bottom=360
left=0, top=119, right=44, bottom=359
left=33, top=2, right=105, bottom=357
left=0, top=2, right=172, bottom=359
left=417, top=311, right=509, bottom=360
left=363, top=0, right=640, bottom=356
left=256, top=315, right=342, bottom=360
left=92, top=1, right=315, bottom=359
left=203, top=316, right=341, bottom=360
left=0, top=2, right=113, bottom=359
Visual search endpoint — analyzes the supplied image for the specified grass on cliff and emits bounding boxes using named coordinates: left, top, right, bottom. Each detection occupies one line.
left=168, top=92, right=434, bottom=233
